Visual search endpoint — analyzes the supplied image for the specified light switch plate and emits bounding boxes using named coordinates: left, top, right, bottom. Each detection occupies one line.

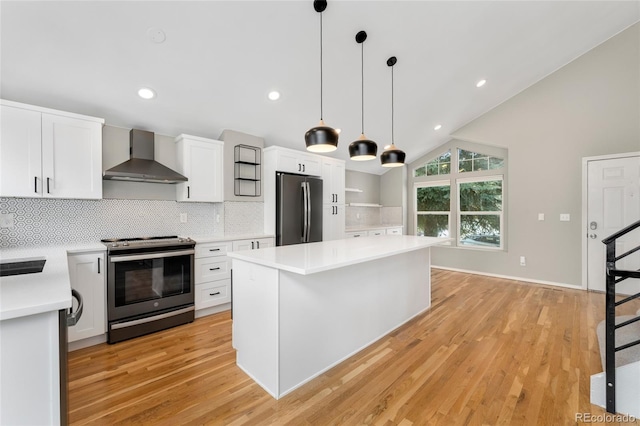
left=560, top=214, right=570, bottom=222
left=538, top=213, right=545, bottom=221
left=180, top=213, right=188, bottom=223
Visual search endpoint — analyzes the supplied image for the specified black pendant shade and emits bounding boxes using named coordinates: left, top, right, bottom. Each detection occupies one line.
left=305, top=120, right=339, bottom=153
left=381, top=55, right=406, bottom=167
left=305, top=0, right=338, bottom=153
left=349, top=135, right=377, bottom=161
left=381, top=144, right=406, bottom=167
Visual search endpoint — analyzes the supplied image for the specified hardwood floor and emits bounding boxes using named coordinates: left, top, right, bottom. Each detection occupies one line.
left=68, top=270, right=640, bottom=425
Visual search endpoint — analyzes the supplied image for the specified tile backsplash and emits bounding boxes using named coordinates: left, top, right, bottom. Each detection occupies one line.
left=0, top=198, right=264, bottom=249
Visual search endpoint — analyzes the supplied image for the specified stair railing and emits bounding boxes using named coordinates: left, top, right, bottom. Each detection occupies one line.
left=602, top=219, right=640, bottom=414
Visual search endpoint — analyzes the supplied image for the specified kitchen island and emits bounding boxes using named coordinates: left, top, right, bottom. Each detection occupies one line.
left=228, top=235, right=448, bottom=399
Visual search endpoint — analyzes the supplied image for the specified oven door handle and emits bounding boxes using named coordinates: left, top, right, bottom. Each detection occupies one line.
left=109, top=249, right=195, bottom=263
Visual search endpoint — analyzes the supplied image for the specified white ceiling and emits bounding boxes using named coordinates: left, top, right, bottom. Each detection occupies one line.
left=2, top=1, right=638, bottom=175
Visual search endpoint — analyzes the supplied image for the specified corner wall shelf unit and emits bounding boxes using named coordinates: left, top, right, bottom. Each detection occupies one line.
left=234, top=144, right=261, bottom=197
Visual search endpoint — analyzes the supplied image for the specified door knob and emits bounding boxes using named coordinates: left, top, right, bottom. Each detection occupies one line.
left=589, top=233, right=598, bottom=239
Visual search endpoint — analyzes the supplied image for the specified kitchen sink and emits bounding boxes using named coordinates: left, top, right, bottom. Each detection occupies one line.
left=0, top=258, right=46, bottom=277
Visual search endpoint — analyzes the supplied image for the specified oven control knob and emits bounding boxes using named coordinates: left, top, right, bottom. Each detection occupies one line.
left=178, top=238, right=184, bottom=243
left=111, top=242, right=118, bottom=248
left=122, top=241, right=129, bottom=246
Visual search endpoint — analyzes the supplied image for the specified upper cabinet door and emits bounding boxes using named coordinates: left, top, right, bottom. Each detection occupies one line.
left=175, top=135, right=224, bottom=202
left=41, top=113, right=103, bottom=199
left=321, top=157, right=345, bottom=204
left=274, top=148, right=322, bottom=176
left=0, top=105, right=42, bottom=197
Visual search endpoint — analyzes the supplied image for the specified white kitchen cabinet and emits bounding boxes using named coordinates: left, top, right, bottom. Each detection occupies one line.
left=323, top=204, right=345, bottom=241
left=264, top=146, right=321, bottom=176
left=386, top=227, right=403, bottom=235
left=321, top=157, right=345, bottom=205
left=345, top=231, right=366, bottom=238
left=0, top=100, right=104, bottom=199
left=67, top=252, right=106, bottom=343
left=232, top=237, right=274, bottom=251
left=195, top=241, right=232, bottom=310
left=175, top=134, right=224, bottom=202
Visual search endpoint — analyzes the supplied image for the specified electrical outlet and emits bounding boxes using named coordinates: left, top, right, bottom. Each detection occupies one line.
left=520, top=256, right=526, bottom=266
left=216, top=214, right=220, bottom=223
left=560, top=214, right=570, bottom=222
left=180, top=213, right=187, bottom=223
left=0, top=213, right=15, bottom=228
left=538, top=213, right=545, bottom=221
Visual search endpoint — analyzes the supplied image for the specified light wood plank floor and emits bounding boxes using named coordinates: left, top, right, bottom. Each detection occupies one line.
left=68, top=270, right=640, bottom=425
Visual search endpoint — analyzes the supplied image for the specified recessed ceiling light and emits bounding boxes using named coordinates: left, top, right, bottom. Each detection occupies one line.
left=268, top=91, right=280, bottom=101
left=434, top=124, right=442, bottom=131
left=138, top=87, right=156, bottom=99
left=476, top=79, right=487, bottom=88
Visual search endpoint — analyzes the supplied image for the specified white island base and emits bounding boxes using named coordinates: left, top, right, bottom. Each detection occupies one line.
left=230, top=236, right=445, bottom=399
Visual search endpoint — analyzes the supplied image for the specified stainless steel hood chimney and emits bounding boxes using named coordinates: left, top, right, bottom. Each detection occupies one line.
left=103, top=129, right=188, bottom=183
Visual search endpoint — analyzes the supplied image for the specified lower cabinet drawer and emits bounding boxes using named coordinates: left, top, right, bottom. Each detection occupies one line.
left=195, top=279, right=231, bottom=310
left=195, top=257, right=230, bottom=282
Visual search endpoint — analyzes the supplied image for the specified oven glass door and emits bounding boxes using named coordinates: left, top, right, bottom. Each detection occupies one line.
left=109, top=249, right=194, bottom=320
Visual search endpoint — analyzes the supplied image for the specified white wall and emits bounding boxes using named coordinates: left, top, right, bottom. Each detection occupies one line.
left=423, top=23, right=640, bottom=287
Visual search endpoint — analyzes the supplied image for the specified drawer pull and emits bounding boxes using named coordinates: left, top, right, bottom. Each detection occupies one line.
left=209, top=291, right=221, bottom=296
left=209, top=267, right=221, bottom=271
left=209, top=248, right=221, bottom=252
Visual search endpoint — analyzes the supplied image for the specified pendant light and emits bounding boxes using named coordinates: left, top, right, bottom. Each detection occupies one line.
left=349, top=30, right=377, bottom=161
left=381, top=56, right=406, bottom=167
left=305, top=0, right=339, bottom=153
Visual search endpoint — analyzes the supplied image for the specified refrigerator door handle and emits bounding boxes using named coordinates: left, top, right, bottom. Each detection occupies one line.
left=302, top=181, right=309, bottom=243
left=307, top=181, right=312, bottom=242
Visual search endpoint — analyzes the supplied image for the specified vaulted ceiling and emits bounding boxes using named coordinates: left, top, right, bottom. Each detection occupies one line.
left=2, top=1, right=638, bottom=174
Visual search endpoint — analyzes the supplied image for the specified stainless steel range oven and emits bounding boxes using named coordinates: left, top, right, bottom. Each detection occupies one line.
left=102, top=236, right=195, bottom=343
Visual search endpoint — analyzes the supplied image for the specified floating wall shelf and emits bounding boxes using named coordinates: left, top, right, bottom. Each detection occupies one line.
left=234, top=144, right=261, bottom=197
left=345, top=187, right=363, bottom=193
left=348, top=203, right=382, bottom=207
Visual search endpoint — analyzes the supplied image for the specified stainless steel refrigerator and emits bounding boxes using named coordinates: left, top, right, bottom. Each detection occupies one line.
left=276, top=172, right=323, bottom=246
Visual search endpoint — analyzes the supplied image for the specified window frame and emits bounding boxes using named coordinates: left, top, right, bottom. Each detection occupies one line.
left=456, top=175, right=504, bottom=251
left=414, top=180, right=451, bottom=239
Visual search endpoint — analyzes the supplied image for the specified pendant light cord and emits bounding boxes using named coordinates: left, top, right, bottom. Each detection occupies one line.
left=361, top=41, right=364, bottom=135
left=320, top=12, right=324, bottom=121
left=391, top=65, right=394, bottom=144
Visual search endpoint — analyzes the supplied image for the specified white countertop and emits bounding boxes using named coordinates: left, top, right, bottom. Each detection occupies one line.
left=228, top=235, right=449, bottom=275
left=345, top=225, right=403, bottom=232
left=191, top=234, right=274, bottom=244
left=0, top=243, right=105, bottom=321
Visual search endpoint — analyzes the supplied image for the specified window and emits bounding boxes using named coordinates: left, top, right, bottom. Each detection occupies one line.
left=414, top=150, right=451, bottom=177
left=458, top=176, right=503, bottom=249
left=415, top=181, right=450, bottom=237
left=458, top=149, right=504, bottom=173
left=412, top=143, right=506, bottom=250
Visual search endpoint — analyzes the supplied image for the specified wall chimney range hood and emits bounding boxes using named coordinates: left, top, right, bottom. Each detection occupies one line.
left=103, top=129, right=188, bottom=184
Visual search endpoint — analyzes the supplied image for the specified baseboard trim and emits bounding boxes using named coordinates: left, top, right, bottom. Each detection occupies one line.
left=431, top=265, right=584, bottom=291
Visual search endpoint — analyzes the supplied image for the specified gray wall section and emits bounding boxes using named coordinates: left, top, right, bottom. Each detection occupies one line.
left=415, top=23, right=640, bottom=287
left=380, top=166, right=407, bottom=229
left=220, top=129, right=264, bottom=202
left=345, top=170, right=381, bottom=204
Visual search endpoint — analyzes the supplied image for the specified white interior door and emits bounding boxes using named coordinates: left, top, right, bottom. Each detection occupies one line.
left=586, top=155, right=640, bottom=293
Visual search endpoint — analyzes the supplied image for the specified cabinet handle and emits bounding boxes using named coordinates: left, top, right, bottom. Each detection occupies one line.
left=251, top=241, right=254, bottom=249
left=298, top=164, right=301, bottom=172
left=209, top=248, right=220, bottom=252
left=209, top=267, right=221, bottom=271
left=46, top=177, right=50, bottom=194
left=34, top=176, right=38, bottom=193
left=303, top=164, right=306, bottom=173
left=97, top=257, right=101, bottom=274
left=354, top=234, right=360, bottom=237
left=187, top=186, right=190, bottom=199
left=256, top=241, right=260, bottom=249
left=209, top=291, right=221, bottom=296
